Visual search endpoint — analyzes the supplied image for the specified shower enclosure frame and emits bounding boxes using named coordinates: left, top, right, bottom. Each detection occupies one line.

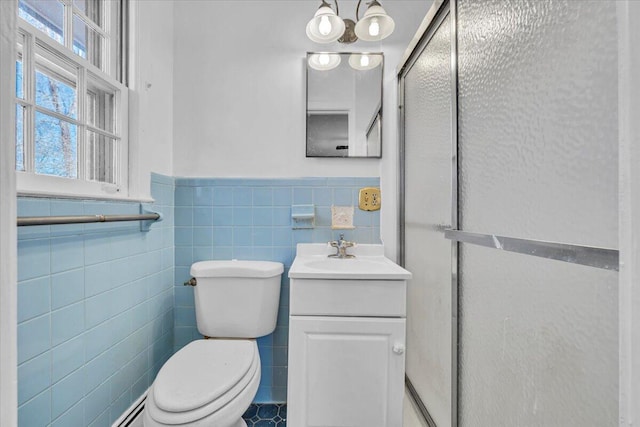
left=397, top=0, right=458, bottom=425
left=398, top=0, right=640, bottom=425
left=618, top=2, right=640, bottom=424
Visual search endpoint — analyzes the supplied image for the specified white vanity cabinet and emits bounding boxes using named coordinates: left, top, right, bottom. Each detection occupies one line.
left=287, top=244, right=411, bottom=427
left=287, top=313, right=406, bottom=427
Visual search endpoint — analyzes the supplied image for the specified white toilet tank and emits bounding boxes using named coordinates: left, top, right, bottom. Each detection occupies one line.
left=189, top=260, right=284, bottom=338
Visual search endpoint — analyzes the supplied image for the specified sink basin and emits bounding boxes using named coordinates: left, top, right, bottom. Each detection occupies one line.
left=305, top=258, right=395, bottom=273
left=289, top=244, right=412, bottom=280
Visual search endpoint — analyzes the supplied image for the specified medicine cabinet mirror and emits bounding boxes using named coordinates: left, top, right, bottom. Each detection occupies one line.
left=306, top=52, right=383, bottom=158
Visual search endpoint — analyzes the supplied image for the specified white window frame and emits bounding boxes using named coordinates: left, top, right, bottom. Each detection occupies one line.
left=16, top=0, right=130, bottom=200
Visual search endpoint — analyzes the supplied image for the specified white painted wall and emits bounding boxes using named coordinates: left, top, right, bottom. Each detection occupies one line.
left=127, top=0, right=432, bottom=253
left=0, top=1, right=18, bottom=425
left=129, top=0, right=175, bottom=200
left=171, top=0, right=430, bottom=259
left=172, top=0, right=429, bottom=180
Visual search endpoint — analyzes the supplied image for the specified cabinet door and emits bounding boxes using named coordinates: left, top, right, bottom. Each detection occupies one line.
left=287, top=316, right=406, bottom=427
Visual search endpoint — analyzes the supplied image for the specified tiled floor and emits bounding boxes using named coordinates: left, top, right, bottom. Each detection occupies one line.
left=242, top=404, right=287, bottom=426
left=238, top=392, right=423, bottom=427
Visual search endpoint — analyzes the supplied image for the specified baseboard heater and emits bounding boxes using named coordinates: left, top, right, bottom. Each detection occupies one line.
left=405, top=376, right=438, bottom=427
left=112, top=391, right=147, bottom=427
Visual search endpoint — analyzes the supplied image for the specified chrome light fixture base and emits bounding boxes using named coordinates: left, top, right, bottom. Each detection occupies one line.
left=338, top=19, right=358, bottom=44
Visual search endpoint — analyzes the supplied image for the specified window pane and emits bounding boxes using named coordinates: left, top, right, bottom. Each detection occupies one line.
left=35, top=61, right=77, bottom=119
left=16, top=60, right=24, bottom=99
left=35, top=111, right=77, bottom=178
left=16, top=105, right=25, bottom=172
left=16, top=35, right=25, bottom=99
left=73, top=14, right=104, bottom=71
left=87, top=131, right=116, bottom=184
left=18, top=0, right=64, bottom=46
left=74, top=0, right=103, bottom=28
left=87, top=81, right=115, bottom=133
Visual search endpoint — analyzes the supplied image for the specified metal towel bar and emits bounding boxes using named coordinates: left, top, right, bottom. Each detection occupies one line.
left=17, top=213, right=160, bottom=227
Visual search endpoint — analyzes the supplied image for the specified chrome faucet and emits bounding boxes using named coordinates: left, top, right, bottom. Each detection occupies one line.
left=328, top=234, right=356, bottom=258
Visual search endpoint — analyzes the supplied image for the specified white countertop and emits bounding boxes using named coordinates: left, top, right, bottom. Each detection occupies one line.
left=289, top=244, right=412, bottom=280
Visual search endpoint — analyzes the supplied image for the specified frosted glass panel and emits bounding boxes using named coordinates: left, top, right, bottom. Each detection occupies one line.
left=457, top=0, right=618, bottom=248
left=403, top=13, right=453, bottom=427
left=457, top=1, right=618, bottom=424
left=458, top=244, right=618, bottom=425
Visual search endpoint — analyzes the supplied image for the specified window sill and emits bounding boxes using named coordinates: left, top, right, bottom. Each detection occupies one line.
left=17, top=172, right=154, bottom=203
left=17, top=189, right=155, bottom=203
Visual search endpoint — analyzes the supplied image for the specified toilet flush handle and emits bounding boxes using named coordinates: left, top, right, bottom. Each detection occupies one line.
left=184, top=277, right=197, bottom=287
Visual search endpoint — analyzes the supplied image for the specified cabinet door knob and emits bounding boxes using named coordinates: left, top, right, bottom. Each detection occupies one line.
left=392, top=344, right=405, bottom=355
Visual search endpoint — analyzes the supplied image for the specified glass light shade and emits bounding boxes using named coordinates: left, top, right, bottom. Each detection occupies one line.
left=354, top=4, right=395, bottom=41
left=348, top=53, right=383, bottom=70
left=308, top=53, right=342, bottom=71
left=306, top=5, right=346, bottom=44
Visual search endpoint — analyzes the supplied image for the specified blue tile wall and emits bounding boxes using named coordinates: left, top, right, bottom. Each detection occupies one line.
left=17, top=175, right=380, bottom=420
left=17, top=173, right=175, bottom=427
left=173, top=177, right=381, bottom=403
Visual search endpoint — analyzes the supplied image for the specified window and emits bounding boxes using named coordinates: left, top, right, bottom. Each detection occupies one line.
left=16, top=0, right=128, bottom=198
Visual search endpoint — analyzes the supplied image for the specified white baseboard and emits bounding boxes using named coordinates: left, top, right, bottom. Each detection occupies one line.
left=111, top=389, right=149, bottom=427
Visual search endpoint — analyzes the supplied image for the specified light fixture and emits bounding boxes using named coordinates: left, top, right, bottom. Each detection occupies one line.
left=348, top=53, right=382, bottom=71
left=306, top=0, right=395, bottom=44
left=308, top=53, right=342, bottom=71
left=306, top=0, right=346, bottom=44
left=354, top=0, right=395, bottom=42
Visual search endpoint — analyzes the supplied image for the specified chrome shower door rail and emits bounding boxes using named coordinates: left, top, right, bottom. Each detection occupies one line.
left=17, top=213, right=160, bottom=226
left=444, top=229, right=619, bottom=271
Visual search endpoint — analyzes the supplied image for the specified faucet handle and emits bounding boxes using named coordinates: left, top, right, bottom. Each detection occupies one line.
left=327, top=234, right=356, bottom=258
left=338, top=234, right=355, bottom=247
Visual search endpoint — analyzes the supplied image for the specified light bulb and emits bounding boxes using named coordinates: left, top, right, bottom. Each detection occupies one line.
left=319, top=54, right=330, bottom=66
left=360, top=55, right=370, bottom=67
left=319, top=16, right=332, bottom=36
left=368, top=18, right=380, bottom=37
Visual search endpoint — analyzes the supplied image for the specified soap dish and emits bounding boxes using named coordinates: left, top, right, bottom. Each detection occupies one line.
left=291, top=204, right=315, bottom=229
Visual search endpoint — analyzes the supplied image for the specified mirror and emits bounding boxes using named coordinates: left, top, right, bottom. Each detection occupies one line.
left=306, top=52, right=383, bottom=158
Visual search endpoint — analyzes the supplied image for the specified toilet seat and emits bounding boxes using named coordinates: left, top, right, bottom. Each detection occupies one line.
left=145, top=339, right=260, bottom=426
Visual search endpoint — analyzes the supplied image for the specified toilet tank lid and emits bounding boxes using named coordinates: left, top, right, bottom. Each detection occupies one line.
left=191, top=260, right=284, bottom=278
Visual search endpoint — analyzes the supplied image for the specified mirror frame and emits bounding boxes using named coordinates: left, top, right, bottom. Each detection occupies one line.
left=305, top=52, right=384, bottom=159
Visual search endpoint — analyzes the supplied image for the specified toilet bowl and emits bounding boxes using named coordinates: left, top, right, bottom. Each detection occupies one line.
left=143, top=339, right=260, bottom=427
left=142, top=260, right=283, bottom=427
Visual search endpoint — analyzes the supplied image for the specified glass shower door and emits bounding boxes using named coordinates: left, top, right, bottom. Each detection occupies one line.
left=456, top=0, right=619, bottom=425
left=401, top=0, right=619, bottom=425
left=401, top=7, right=455, bottom=426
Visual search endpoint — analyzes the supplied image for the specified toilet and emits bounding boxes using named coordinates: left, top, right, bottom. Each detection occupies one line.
left=143, top=260, right=284, bottom=427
